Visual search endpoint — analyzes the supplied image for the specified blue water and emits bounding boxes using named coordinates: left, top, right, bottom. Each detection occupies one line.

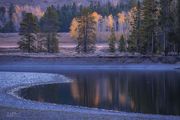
left=18, top=70, right=180, bottom=115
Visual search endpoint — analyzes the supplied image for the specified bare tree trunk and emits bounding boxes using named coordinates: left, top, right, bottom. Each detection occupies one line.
left=84, top=17, right=87, bottom=53
left=151, top=33, right=154, bottom=54
left=163, top=31, right=166, bottom=56
left=28, top=34, right=30, bottom=53
left=47, top=33, right=50, bottom=53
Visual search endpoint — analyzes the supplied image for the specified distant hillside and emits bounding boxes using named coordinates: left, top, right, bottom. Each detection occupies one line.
left=0, top=0, right=130, bottom=9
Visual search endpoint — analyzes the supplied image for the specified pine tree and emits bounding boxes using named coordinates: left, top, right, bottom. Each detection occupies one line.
left=140, top=0, right=157, bottom=54
left=6, top=4, right=16, bottom=32
left=119, top=35, right=126, bottom=52
left=128, top=1, right=141, bottom=52
left=1, top=4, right=16, bottom=33
left=75, top=8, right=97, bottom=53
left=18, top=13, right=39, bottom=52
left=9, top=4, right=15, bottom=20
left=108, top=28, right=116, bottom=52
left=0, top=6, right=6, bottom=25
left=159, top=0, right=172, bottom=55
left=176, top=0, right=180, bottom=54
left=40, top=6, right=60, bottom=53
left=57, top=3, right=78, bottom=32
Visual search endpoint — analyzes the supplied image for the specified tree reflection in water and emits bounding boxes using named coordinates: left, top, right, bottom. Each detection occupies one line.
left=19, top=70, right=180, bottom=115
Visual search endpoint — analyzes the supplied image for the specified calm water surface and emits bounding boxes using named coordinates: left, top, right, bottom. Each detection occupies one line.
left=18, top=70, right=180, bottom=115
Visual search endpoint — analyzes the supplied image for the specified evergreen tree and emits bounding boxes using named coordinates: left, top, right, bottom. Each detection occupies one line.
left=128, top=1, right=141, bottom=52
left=18, top=13, right=39, bottom=52
left=40, top=6, right=60, bottom=53
left=1, top=22, right=15, bottom=33
left=75, top=8, right=97, bottom=53
left=108, top=28, right=116, bottom=52
left=119, top=35, right=126, bottom=52
left=175, top=0, right=180, bottom=54
left=6, top=4, right=16, bottom=32
left=140, top=0, right=157, bottom=54
left=57, top=3, right=79, bottom=32
left=159, top=0, right=172, bottom=55
left=0, top=6, right=6, bottom=25
left=1, top=4, right=16, bottom=32
left=9, top=4, right=15, bottom=20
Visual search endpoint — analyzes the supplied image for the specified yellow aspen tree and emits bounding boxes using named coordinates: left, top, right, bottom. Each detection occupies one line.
left=70, top=18, right=79, bottom=39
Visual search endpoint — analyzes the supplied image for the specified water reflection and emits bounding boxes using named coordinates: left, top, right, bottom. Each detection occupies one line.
left=19, top=70, right=180, bottom=115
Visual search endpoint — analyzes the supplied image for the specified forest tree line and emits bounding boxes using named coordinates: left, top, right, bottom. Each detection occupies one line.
left=129, top=0, right=180, bottom=55
left=0, top=1, right=134, bottom=33
left=70, top=0, right=180, bottom=55
left=0, top=0, right=180, bottom=55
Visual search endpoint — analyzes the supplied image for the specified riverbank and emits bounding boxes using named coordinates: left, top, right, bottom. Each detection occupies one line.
left=0, top=54, right=180, bottom=64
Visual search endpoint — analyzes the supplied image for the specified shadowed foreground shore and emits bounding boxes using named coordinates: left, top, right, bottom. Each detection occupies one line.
left=1, top=106, right=179, bottom=120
